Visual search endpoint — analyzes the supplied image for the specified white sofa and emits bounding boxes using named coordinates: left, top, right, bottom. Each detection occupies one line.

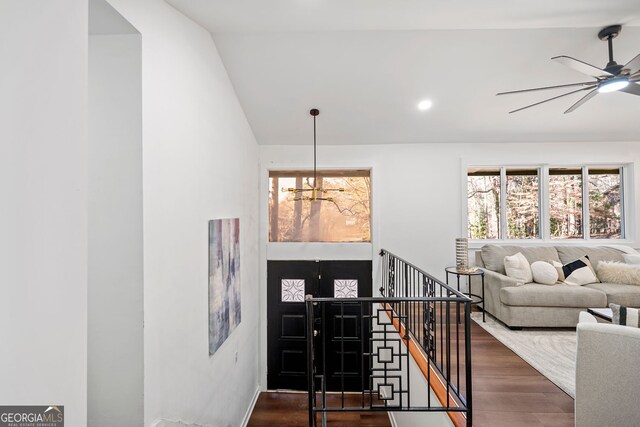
left=575, top=312, right=640, bottom=426
left=475, top=245, right=640, bottom=328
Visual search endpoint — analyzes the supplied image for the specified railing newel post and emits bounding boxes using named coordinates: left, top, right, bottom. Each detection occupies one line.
left=464, top=300, right=473, bottom=427
left=306, top=294, right=315, bottom=427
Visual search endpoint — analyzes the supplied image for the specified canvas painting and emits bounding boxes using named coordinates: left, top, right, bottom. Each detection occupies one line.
left=209, top=218, right=241, bottom=355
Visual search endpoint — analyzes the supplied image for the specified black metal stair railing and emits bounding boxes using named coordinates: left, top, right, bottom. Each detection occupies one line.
left=306, top=249, right=473, bottom=427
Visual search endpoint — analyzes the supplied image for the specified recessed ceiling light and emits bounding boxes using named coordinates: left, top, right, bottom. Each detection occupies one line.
left=417, top=99, right=433, bottom=111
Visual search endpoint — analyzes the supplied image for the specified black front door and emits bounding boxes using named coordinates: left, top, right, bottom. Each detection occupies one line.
left=267, top=260, right=372, bottom=391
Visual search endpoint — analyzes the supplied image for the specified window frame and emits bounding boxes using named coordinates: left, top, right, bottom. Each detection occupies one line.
left=462, top=163, right=632, bottom=247
left=268, top=168, right=373, bottom=243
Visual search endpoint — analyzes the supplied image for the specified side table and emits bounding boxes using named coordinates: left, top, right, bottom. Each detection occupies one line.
left=445, top=267, right=485, bottom=322
left=587, top=307, right=612, bottom=322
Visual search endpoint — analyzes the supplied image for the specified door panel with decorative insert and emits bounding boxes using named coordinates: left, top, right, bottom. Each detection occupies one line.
left=318, top=260, right=372, bottom=391
left=267, top=260, right=372, bottom=391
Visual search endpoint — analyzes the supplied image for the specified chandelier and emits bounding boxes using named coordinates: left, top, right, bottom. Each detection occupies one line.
left=285, top=108, right=344, bottom=201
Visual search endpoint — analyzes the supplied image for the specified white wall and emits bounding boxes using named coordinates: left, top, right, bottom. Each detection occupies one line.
left=88, top=33, right=143, bottom=426
left=388, top=341, right=453, bottom=427
left=261, top=141, right=640, bottom=280
left=0, top=0, right=88, bottom=425
left=106, top=1, right=260, bottom=426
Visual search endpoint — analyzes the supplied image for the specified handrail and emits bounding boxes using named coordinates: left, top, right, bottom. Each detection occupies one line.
left=378, top=249, right=469, bottom=300
left=306, top=249, right=473, bottom=427
left=310, top=296, right=470, bottom=303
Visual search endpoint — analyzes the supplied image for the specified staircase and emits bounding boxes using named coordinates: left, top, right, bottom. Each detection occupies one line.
left=305, top=249, right=473, bottom=427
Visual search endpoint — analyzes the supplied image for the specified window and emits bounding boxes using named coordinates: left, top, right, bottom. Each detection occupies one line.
left=467, top=169, right=500, bottom=239
left=467, top=165, right=625, bottom=240
left=269, top=170, right=371, bottom=242
left=549, top=168, right=583, bottom=239
left=506, top=169, right=539, bottom=239
left=588, top=169, right=622, bottom=239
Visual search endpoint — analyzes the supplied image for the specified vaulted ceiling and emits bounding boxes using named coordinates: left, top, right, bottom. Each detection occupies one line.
left=167, top=0, right=640, bottom=144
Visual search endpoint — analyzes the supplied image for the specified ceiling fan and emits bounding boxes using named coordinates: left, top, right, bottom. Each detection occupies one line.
left=497, top=25, right=640, bottom=114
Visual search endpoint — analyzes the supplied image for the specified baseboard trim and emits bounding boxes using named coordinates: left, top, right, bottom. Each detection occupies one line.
left=150, top=419, right=211, bottom=427
left=388, top=411, right=398, bottom=427
left=241, top=386, right=261, bottom=427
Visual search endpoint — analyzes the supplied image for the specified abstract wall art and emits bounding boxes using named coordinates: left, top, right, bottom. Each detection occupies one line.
left=209, top=218, right=241, bottom=355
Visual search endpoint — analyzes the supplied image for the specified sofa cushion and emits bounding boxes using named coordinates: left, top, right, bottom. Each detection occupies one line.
left=624, top=254, right=640, bottom=265
left=481, top=245, right=560, bottom=275
left=555, top=246, right=625, bottom=267
left=500, top=283, right=607, bottom=308
left=584, top=283, right=640, bottom=307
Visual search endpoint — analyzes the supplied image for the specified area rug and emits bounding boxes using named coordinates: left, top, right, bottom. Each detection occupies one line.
left=471, top=312, right=576, bottom=397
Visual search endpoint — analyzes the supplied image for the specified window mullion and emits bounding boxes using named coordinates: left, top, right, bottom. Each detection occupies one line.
left=620, top=166, right=626, bottom=239
left=540, top=166, right=549, bottom=240
left=582, top=166, right=590, bottom=240
left=500, top=167, right=507, bottom=239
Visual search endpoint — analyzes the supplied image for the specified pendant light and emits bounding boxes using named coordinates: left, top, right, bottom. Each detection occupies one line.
left=286, top=108, right=344, bottom=201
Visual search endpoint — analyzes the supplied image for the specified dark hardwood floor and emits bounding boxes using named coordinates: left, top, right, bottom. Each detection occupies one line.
left=406, top=304, right=575, bottom=427
left=248, top=313, right=575, bottom=426
left=470, top=317, right=574, bottom=427
left=247, top=392, right=392, bottom=427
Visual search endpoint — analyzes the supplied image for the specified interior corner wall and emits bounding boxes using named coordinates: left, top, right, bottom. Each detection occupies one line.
left=0, top=0, right=88, bottom=425
left=89, top=33, right=143, bottom=426
left=105, top=1, right=260, bottom=426
left=260, top=141, right=640, bottom=280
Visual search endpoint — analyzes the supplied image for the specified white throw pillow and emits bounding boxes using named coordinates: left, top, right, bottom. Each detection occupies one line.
left=597, top=261, right=640, bottom=286
left=623, top=254, right=640, bottom=265
left=504, top=252, right=533, bottom=284
left=531, top=261, right=558, bottom=285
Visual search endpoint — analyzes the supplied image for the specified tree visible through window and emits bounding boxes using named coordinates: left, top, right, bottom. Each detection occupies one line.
left=269, top=170, right=371, bottom=242
left=589, top=169, right=622, bottom=239
left=549, top=168, right=583, bottom=239
left=506, top=169, right=539, bottom=239
left=467, top=169, right=500, bottom=239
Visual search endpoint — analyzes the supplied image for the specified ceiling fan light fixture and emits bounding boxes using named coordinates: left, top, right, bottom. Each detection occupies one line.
left=497, top=25, right=640, bottom=113
left=598, top=77, right=629, bottom=93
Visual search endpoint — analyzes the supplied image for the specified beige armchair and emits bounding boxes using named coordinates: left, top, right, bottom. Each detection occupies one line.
left=575, top=312, right=640, bottom=426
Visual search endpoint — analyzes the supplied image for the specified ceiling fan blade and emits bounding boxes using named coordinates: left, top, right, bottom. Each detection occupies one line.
left=620, top=82, right=640, bottom=96
left=552, top=55, right=613, bottom=78
left=626, top=70, right=640, bottom=83
left=508, top=86, right=596, bottom=114
left=564, top=89, right=598, bottom=114
left=622, top=53, right=640, bottom=75
left=496, top=81, right=596, bottom=96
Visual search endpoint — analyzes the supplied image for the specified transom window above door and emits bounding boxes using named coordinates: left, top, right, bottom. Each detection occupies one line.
left=269, top=170, right=371, bottom=242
